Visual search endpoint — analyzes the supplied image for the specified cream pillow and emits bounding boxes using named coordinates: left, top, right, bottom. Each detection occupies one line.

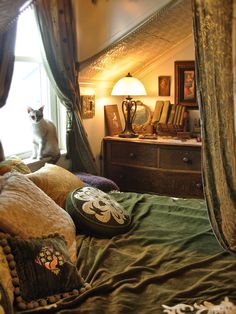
left=0, top=156, right=31, bottom=176
left=27, top=164, right=85, bottom=208
left=0, top=172, right=77, bottom=263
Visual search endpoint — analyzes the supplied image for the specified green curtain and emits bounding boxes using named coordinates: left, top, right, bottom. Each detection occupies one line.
left=34, top=0, right=97, bottom=174
left=192, top=0, right=236, bottom=252
left=0, top=25, right=17, bottom=108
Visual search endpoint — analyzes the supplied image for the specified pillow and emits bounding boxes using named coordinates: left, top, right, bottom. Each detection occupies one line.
left=65, top=186, right=131, bottom=237
left=75, top=172, right=119, bottom=192
left=0, top=233, right=91, bottom=311
left=0, top=280, right=14, bottom=314
left=0, top=246, right=14, bottom=305
left=27, top=163, right=85, bottom=208
left=0, top=172, right=77, bottom=263
left=0, top=156, right=31, bottom=176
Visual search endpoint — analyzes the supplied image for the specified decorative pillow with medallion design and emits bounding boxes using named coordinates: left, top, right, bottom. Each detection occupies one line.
left=65, top=187, right=131, bottom=237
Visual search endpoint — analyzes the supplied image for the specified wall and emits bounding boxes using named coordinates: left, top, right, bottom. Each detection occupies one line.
left=80, top=35, right=195, bottom=173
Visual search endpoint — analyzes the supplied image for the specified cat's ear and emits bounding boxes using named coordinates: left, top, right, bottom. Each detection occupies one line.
left=39, top=106, right=44, bottom=112
left=27, top=106, right=32, bottom=113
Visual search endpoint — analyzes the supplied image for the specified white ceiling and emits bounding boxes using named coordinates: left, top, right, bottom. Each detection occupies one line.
left=78, top=0, right=193, bottom=84
left=73, top=0, right=172, bottom=62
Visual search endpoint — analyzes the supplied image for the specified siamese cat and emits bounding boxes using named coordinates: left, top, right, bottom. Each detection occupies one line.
left=27, top=106, right=60, bottom=164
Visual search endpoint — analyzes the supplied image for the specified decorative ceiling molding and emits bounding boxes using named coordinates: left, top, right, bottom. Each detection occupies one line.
left=79, top=0, right=193, bottom=83
left=136, top=34, right=193, bottom=79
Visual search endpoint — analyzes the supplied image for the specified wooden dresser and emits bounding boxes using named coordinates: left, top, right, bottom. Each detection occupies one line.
left=103, top=136, right=203, bottom=198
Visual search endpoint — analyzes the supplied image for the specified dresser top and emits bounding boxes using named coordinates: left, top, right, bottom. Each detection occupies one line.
left=104, top=136, right=202, bottom=147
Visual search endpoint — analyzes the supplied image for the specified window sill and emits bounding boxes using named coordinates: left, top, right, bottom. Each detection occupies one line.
left=24, top=150, right=70, bottom=172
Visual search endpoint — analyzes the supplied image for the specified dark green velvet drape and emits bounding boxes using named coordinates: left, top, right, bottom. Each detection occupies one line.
left=0, top=26, right=17, bottom=108
left=34, top=0, right=97, bottom=174
left=192, top=0, right=236, bottom=252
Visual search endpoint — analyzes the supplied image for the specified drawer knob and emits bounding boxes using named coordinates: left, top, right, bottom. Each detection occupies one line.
left=119, top=174, right=124, bottom=180
left=182, top=157, right=190, bottom=163
left=129, top=152, right=135, bottom=158
left=196, top=183, right=202, bottom=189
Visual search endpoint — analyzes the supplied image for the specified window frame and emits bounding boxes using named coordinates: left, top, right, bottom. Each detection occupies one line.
left=0, top=8, right=65, bottom=161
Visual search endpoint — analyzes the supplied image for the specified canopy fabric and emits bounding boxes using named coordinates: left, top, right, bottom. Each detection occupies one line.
left=0, top=0, right=35, bottom=35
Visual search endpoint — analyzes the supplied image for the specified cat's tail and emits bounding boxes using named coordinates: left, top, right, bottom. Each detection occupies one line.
left=47, top=153, right=61, bottom=164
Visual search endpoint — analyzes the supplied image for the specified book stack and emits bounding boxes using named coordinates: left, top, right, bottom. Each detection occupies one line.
left=151, top=101, right=187, bottom=135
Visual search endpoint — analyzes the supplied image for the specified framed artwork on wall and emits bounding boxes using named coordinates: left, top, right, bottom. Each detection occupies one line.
left=174, top=61, right=197, bottom=107
left=158, top=76, right=171, bottom=96
left=104, top=104, right=122, bottom=136
left=80, top=95, right=95, bottom=119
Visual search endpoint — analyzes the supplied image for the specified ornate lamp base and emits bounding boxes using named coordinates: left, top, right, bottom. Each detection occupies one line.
left=119, top=98, right=138, bottom=138
left=119, top=132, right=138, bottom=138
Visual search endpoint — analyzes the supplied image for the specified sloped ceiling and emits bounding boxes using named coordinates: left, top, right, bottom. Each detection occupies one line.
left=79, top=0, right=193, bottom=84
left=0, top=0, right=193, bottom=86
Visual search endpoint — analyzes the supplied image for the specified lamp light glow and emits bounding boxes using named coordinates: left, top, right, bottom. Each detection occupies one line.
left=111, top=73, right=147, bottom=97
left=111, top=73, right=146, bottom=138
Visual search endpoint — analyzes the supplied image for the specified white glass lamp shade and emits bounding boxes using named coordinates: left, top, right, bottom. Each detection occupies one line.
left=111, top=73, right=147, bottom=97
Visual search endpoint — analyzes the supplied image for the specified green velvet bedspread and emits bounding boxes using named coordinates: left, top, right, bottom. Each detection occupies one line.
left=26, top=192, right=236, bottom=313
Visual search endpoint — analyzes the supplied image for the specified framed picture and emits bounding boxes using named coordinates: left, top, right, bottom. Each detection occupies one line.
left=104, top=104, right=122, bottom=136
left=158, top=76, right=171, bottom=96
left=80, top=95, right=95, bottom=119
left=174, top=61, right=197, bottom=107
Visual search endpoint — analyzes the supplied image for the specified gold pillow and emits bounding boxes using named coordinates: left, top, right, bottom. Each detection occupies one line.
left=0, top=246, right=14, bottom=305
left=27, top=164, right=85, bottom=208
left=0, top=172, right=77, bottom=263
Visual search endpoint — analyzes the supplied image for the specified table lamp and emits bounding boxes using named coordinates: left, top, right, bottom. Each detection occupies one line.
left=111, top=73, right=147, bottom=138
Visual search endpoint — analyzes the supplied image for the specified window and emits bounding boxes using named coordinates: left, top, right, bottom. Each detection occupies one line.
left=0, top=8, right=66, bottom=158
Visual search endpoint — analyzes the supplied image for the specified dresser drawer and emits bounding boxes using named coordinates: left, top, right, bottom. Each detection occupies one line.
left=157, top=172, right=203, bottom=198
left=159, top=146, right=201, bottom=172
left=105, top=165, right=158, bottom=194
left=105, top=165, right=203, bottom=197
left=110, top=142, right=157, bottom=167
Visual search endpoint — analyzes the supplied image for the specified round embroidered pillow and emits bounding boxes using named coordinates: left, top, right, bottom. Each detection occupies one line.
left=65, top=187, right=131, bottom=237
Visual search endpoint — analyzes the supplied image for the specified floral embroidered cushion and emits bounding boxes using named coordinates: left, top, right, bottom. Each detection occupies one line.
left=65, top=187, right=131, bottom=237
left=0, top=233, right=91, bottom=311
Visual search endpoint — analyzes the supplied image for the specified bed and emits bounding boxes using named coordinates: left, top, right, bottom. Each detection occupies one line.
left=55, top=192, right=236, bottom=314
left=0, top=149, right=235, bottom=314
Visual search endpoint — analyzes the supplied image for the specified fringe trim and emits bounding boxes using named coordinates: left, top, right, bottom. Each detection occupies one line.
left=0, top=0, right=37, bottom=35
